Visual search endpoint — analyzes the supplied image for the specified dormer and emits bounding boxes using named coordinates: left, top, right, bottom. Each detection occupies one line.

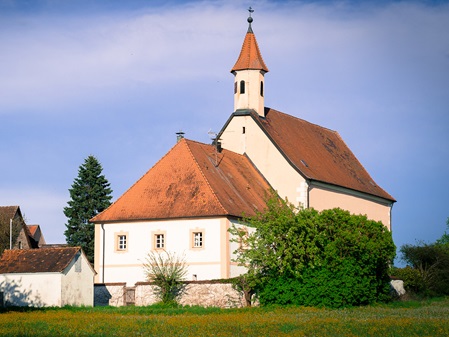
left=231, top=8, right=269, bottom=117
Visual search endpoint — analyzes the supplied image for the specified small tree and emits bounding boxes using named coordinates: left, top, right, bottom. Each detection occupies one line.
left=399, top=242, right=449, bottom=296
left=64, top=156, right=112, bottom=263
left=143, top=251, right=188, bottom=304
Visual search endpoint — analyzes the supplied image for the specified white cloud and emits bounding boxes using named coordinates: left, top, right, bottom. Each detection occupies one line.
left=0, top=0, right=448, bottom=252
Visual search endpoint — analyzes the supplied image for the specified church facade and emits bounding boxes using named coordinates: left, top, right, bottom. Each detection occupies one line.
left=91, top=14, right=395, bottom=286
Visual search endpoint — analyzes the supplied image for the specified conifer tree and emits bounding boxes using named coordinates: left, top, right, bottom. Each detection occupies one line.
left=64, top=156, right=112, bottom=263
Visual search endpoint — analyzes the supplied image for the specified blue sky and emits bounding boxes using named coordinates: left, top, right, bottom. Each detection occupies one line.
left=1, top=0, right=448, bottom=264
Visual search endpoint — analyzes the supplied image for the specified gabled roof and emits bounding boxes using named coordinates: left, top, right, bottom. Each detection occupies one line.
left=0, top=206, right=20, bottom=220
left=91, top=139, right=271, bottom=223
left=231, top=26, right=269, bottom=73
left=0, top=205, right=35, bottom=249
left=0, top=247, right=81, bottom=274
left=222, top=108, right=395, bottom=202
left=27, top=225, right=46, bottom=248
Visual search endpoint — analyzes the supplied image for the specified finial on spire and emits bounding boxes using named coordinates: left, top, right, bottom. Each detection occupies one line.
left=247, top=7, right=254, bottom=33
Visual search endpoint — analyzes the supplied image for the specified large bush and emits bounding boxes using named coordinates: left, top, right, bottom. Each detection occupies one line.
left=230, top=193, right=396, bottom=308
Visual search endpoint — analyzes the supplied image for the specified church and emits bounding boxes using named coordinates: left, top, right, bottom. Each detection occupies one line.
left=91, top=12, right=395, bottom=286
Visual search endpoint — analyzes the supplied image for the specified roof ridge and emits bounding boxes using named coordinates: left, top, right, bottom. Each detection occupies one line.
left=267, top=108, right=338, bottom=134
left=183, top=140, right=229, bottom=215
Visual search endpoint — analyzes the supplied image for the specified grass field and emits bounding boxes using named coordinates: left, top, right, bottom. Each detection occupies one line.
left=1, top=298, right=448, bottom=336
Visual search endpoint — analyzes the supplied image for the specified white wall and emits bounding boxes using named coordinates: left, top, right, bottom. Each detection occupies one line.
left=220, top=114, right=307, bottom=208
left=95, top=217, right=235, bottom=285
left=0, top=273, right=62, bottom=307
left=61, top=251, right=95, bottom=306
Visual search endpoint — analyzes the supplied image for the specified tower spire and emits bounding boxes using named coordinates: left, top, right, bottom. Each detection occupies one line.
left=231, top=8, right=269, bottom=117
left=247, top=6, right=254, bottom=33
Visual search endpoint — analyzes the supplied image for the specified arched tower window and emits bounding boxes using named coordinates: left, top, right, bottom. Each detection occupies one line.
left=260, top=81, right=264, bottom=97
left=240, top=80, right=245, bottom=94
left=234, top=82, right=237, bottom=94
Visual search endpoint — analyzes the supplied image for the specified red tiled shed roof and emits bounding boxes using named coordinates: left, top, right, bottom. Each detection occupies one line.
left=91, top=139, right=271, bottom=223
left=0, top=247, right=81, bottom=274
left=231, top=28, right=269, bottom=73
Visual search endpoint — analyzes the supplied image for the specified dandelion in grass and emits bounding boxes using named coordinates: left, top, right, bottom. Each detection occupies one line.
left=142, top=250, right=188, bottom=305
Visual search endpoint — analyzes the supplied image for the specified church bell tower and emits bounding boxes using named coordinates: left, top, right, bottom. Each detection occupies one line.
left=231, top=8, right=269, bottom=117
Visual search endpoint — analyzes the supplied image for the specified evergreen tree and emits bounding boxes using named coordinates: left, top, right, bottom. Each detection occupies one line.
left=64, top=156, right=112, bottom=263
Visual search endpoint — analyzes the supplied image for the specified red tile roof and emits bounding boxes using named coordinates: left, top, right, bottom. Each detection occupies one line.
left=252, top=108, right=395, bottom=201
left=28, top=225, right=38, bottom=237
left=91, top=139, right=271, bottom=223
left=0, top=247, right=81, bottom=274
left=231, top=29, right=269, bottom=73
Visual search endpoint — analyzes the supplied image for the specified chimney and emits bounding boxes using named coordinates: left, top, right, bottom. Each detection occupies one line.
left=176, top=131, right=185, bottom=143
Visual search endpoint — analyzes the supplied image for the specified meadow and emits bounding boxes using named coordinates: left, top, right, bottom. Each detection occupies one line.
left=1, top=297, right=448, bottom=337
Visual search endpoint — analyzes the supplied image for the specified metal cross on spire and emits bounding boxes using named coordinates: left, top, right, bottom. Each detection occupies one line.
left=247, top=6, right=254, bottom=32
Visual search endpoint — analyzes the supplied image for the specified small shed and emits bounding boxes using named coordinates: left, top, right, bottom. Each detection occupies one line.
left=0, top=247, right=95, bottom=307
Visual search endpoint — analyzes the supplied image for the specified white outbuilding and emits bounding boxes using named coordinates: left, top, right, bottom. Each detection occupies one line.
left=0, top=246, right=95, bottom=307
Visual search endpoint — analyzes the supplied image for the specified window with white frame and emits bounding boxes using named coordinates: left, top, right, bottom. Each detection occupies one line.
left=193, top=232, right=203, bottom=248
left=117, top=234, right=127, bottom=251
left=155, top=233, right=165, bottom=249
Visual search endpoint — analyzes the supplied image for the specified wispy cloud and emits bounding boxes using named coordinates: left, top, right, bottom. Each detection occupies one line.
left=1, top=0, right=448, bottom=247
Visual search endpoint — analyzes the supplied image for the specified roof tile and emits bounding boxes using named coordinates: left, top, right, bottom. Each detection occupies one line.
left=257, top=108, right=395, bottom=201
left=91, top=139, right=271, bottom=223
left=0, top=247, right=81, bottom=274
left=231, top=30, right=269, bottom=73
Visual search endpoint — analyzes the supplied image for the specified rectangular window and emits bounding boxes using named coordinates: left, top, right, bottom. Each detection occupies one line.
left=239, top=228, right=249, bottom=250
left=193, top=232, right=203, bottom=248
left=155, top=234, right=165, bottom=249
left=118, top=235, right=127, bottom=251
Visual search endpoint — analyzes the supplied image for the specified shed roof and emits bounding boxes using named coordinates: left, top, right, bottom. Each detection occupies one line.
left=91, top=139, right=271, bottom=223
left=0, top=247, right=82, bottom=274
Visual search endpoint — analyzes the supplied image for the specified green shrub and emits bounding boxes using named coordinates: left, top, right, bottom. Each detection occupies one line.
left=231, top=192, right=396, bottom=308
left=142, top=251, right=188, bottom=304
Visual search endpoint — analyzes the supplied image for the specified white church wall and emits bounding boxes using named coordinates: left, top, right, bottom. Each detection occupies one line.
left=220, top=114, right=308, bottom=208
left=95, top=217, right=230, bottom=285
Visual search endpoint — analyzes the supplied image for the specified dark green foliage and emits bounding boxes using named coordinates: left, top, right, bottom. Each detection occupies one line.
left=64, top=156, right=112, bottom=263
left=230, top=192, right=396, bottom=308
left=392, top=266, right=425, bottom=295
left=0, top=216, right=21, bottom=255
left=398, top=242, right=449, bottom=296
